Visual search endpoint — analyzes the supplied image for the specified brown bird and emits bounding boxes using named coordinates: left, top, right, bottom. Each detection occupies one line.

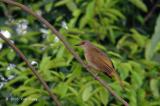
left=77, top=40, right=123, bottom=87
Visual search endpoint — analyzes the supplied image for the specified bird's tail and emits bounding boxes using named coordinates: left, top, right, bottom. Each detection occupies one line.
left=112, top=71, right=124, bottom=89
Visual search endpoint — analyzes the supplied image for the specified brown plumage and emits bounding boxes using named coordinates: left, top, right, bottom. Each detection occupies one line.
left=77, top=40, right=123, bottom=87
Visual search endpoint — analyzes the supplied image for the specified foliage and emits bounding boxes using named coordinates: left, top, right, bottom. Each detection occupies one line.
left=0, top=0, right=160, bottom=106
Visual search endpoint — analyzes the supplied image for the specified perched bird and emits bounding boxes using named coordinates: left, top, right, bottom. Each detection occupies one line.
left=76, top=40, right=123, bottom=87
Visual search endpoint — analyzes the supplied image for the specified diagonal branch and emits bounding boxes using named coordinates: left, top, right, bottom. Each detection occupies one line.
left=0, top=32, right=61, bottom=106
left=144, top=2, right=158, bottom=23
left=0, top=0, right=129, bottom=106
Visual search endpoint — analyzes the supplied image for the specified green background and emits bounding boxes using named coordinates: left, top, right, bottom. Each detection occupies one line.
left=0, top=0, right=160, bottom=106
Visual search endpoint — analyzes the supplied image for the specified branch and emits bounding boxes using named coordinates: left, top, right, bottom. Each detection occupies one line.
left=0, top=0, right=129, bottom=106
left=0, top=32, right=61, bottom=106
left=144, top=2, right=158, bottom=23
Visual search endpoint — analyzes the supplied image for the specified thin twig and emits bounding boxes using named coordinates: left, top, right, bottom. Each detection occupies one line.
left=0, top=32, right=61, bottom=106
left=0, top=0, right=129, bottom=106
left=144, top=2, right=158, bottom=23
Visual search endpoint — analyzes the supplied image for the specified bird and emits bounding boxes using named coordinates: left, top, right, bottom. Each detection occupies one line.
left=76, top=40, right=124, bottom=88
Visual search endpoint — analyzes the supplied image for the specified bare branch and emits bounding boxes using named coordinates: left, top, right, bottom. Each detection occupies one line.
left=0, top=32, right=61, bottom=106
left=144, top=2, right=158, bottom=23
left=0, top=0, right=129, bottom=106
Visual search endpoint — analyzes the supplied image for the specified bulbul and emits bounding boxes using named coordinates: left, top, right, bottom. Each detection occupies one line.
left=76, top=40, right=123, bottom=87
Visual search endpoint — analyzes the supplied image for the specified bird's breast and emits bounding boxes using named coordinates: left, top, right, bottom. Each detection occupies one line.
left=84, top=51, right=100, bottom=70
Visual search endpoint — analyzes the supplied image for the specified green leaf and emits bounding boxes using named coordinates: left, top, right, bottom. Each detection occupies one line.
left=68, top=87, right=78, bottom=96
left=51, top=58, right=67, bottom=68
left=40, top=55, right=67, bottom=71
left=129, top=0, right=148, bottom=12
left=56, top=46, right=65, bottom=58
left=22, top=89, right=42, bottom=97
left=82, top=85, right=93, bottom=101
left=20, top=94, right=40, bottom=106
left=150, top=79, right=159, bottom=98
left=55, top=0, right=70, bottom=7
left=145, top=14, right=160, bottom=60
left=107, top=8, right=125, bottom=19
left=131, top=70, right=142, bottom=89
left=66, top=1, right=77, bottom=12
left=12, top=86, right=44, bottom=96
left=5, top=76, right=27, bottom=88
left=71, top=63, right=82, bottom=77
left=137, top=89, right=148, bottom=106
left=45, top=3, right=53, bottom=12
left=39, top=56, right=51, bottom=71
left=86, top=1, right=95, bottom=19
left=79, top=1, right=95, bottom=28
left=7, top=49, right=16, bottom=61
left=130, top=28, right=147, bottom=47
left=127, top=90, right=137, bottom=106
left=108, top=51, right=122, bottom=59
left=54, top=83, right=68, bottom=98
left=119, top=62, right=131, bottom=79
left=99, top=88, right=109, bottom=105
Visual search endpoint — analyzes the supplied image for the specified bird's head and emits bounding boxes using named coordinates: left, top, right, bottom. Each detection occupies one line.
left=76, top=40, right=92, bottom=50
left=76, top=40, right=90, bottom=48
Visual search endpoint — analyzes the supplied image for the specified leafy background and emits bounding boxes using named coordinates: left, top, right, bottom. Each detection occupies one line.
left=0, top=0, right=160, bottom=106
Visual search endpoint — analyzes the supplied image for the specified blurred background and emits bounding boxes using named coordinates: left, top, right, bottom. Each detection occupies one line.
left=0, top=0, right=160, bottom=106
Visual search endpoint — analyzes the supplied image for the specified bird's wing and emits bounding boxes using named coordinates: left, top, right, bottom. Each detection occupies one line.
left=91, top=46, right=123, bottom=87
left=94, top=48, right=115, bottom=76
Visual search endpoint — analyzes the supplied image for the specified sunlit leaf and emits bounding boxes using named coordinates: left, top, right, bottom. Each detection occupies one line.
left=54, top=83, right=69, bottom=98
left=82, top=85, right=93, bottom=101
left=127, top=90, right=137, bottom=106
left=79, top=1, right=95, bottom=28
left=145, top=14, right=160, bottom=60
left=20, top=94, right=40, bottom=106
left=99, top=88, right=109, bottom=105
left=66, top=1, right=77, bottom=12
left=129, top=0, right=148, bottom=12
left=150, top=79, right=159, bottom=98
left=130, top=28, right=147, bottom=47
left=137, top=89, right=148, bottom=106
left=45, top=2, right=53, bottom=12
left=119, top=62, right=131, bottom=79
left=55, top=0, right=70, bottom=7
